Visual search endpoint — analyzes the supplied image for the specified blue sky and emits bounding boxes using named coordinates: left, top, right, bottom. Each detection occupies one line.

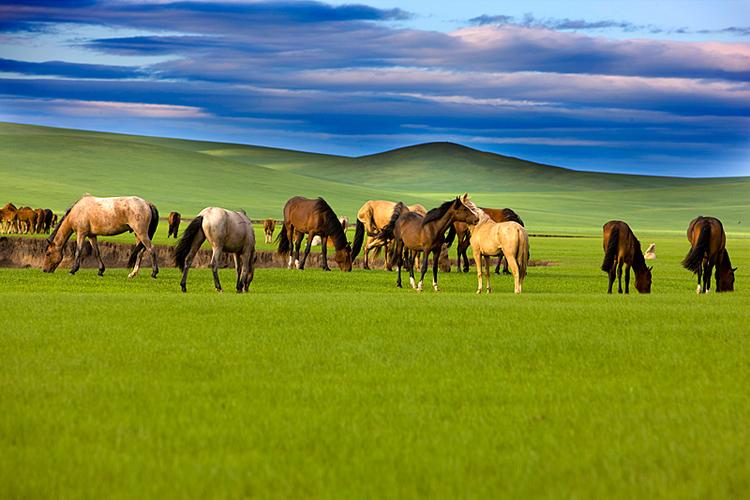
left=0, top=0, right=748, bottom=177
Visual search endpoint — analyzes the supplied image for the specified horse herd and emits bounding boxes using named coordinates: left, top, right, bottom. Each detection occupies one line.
left=20, top=194, right=736, bottom=295
left=0, top=203, right=57, bottom=235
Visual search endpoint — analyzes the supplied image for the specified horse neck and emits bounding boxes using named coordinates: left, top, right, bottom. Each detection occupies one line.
left=631, top=244, right=648, bottom=274
left=426, top=207, right=459, bottom=235
left=51, top=217, right=74, bottom=248
left=328, top=217, right=348, bottom=251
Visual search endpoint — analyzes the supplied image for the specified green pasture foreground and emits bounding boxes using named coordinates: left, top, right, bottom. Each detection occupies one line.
left=1, top=236, right=748, bottom=498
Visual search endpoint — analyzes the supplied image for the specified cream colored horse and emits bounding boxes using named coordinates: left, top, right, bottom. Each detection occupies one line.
left=352, top=200, right=427, bottom=269
left=465, top=199, right=528, bottom=294
left=175, top=207, right=256, bottom=293
left=43, top=195, right=159, bottom=278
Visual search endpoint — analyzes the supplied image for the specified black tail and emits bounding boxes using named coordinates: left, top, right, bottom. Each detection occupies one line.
left=351, top=219, right=365, bottom=260
left=174, top=216, right=203, bottom=271
left=682, top=221, right=710, bottom=274
left=127, top=203, right=160, bottom=268
left=445, top=225, right=457, bottom=247
left=601, top=225, right=619, bottom=272
left=377, top=202, right=406, bottom=242
left=277, top=222, right=291, bottom=255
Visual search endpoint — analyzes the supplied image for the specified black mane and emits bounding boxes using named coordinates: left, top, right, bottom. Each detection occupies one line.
left=422, top=199, right=456, bottom=225
left=314, top=198, right=348, bottom=250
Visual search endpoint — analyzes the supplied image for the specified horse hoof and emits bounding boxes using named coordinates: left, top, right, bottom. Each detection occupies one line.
left=181, top=286, right=187, bottom=293
left=696, top=285, right=702, bottom=294
left=216, top=288, right=223, bottom=293
left=97, top=270, right=104, bottom=277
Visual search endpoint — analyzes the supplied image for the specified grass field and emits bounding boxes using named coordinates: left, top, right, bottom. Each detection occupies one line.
left=1, top=236, right=749, bottom=498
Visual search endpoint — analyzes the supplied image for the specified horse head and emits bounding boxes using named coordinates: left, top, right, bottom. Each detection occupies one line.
left=718, top=265, right=736, bottom=292
left=635, top=265, right=653, bottom=293
left=42, top=239, right=64, bottom=273
left=334, top=242, right=353, bottom=272
left=453, top=194, right=479, bottom=226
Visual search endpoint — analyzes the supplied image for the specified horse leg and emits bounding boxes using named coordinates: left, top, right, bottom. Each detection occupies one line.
left=461, top=243, right=470, bottom=273
left=142, top=236, right=159, bottom=279
left=474, top=251, right=483, bottom=294
left=431, top=249, right=440, bottom=291
left=299, top=234, right=314, bottom=270
left=407, top=250, right=418, bottom=289
left=607, top=264, right=616, bottom=294
left=395, top=241, right=404, bottom=288
left=617, top=260, right=624, bottom=294
left=70, top=232, right=85, bottom=275
left=234, top=253, right=243, bottom=293
left=484, top=255, right=492, bottom=293
left=89, top=236, right=105, bottom=276
left=506, top=254, right=521, bottom=294
left=210, top=246, right=223, bottom=292
left=320, top=236, right=331, bottom=271
left=624, top=264, right=631, bottom=294
left=703, top=260, right=713, bottom=293
left=179, top=238, right=203, bottom=293
left=242, top=250, right=255, bottom=292
left=416, top=249, right=431, bottom=292
left=363, top=235, right=372, bottom=270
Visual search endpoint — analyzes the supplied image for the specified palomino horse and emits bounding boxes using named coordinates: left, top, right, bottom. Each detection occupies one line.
left=43, top=195, right=159, bottom=278
left=601, top=220, right=652, bottom=294
left=167, top=211, right=181, bottom=238
left=277, top=196, right=352, bottom=271
left=682, top=216, right=736, bottom=293
left=462, top=199, right=529, bottom=294
left=175, top=207, right=256, bottom=293
left=381, top=195, right=478, bottom=291
left=351, top=200, right=427, bottom=270
left=446, top=207, right=524, bottom=274
left=263, top=218, right=276, bottom=244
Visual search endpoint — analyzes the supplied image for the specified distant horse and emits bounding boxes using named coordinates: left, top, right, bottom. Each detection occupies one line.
left=43, top=195, right=159, bottom=278
left=601, top=220, right=652, bottom=294
left=644, top=243, right=656, bottom=260
left=0, top=203, right=17, bottom=232
left=34, top=208, right=45, bottom=233
left=15, top=207, right=37, bottom=234
left=446, top=207, right=524, bottom=274
left=351, top=200, right=426, bottom=270
left=42, top=209, right=54, bottom=233
left=277, top=196, right=352, bottom=271
left=167, top=211, right=181, bottom=238
left=380, top=195, right=478, bottom=291
left=175, top=207, right=256, bottom=293
left=462, top=199, right=528, bottom=294
left=339, top=215, right=349, bottom=233
left=263, top=218, right=276, bottom=244
left=682, top=216, right=736, bottom=293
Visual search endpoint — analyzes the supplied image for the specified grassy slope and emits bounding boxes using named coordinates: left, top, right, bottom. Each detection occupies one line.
left=1, top=236, right=748, bottom=498
left=2, top=122, right=749, bottom=235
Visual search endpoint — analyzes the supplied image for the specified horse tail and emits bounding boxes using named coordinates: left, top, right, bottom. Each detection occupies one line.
left=277, top=222, right=291, bottom=255
left=127, top=202, right=160, bottom=268
left=445, top=225, right=457, bottom=247
left=601, top=225, right=619, bottom=272
left=351, top=219, right=365, bottom=260
left=682, top=220, right=710, bottom=274
left=379, top=202, right=406, bottom=242
left=516, top=227, right=529, bottom=279
left=174, top=216, right=204, bottom=271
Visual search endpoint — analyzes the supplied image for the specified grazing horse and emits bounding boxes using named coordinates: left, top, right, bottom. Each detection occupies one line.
left=34, top=208, right=45, bottom=233
left=175, top=207, right=256, bottom=293
left=601, top=220, right=652, bottom=294
left=462, top=199, right=529, bottom=294
left=167, top=211, right=181, bottom=238
left=446, top=207, right=524, bottom=274
left=15, top=207, right=37, bottom=234
left=351, top=200, right=427, bottom=270
left=43, top=195, right=159, bottom=278
left=381, top=195, right=479, bottom=291
left=0, top=203, right=17, bottom=232
left=42, top=209, right=54, bottom=233
left=277, top=196, right=352, bottom=272
left=263, top=218, right=276, bottom=244
left=682, top=216, right=736, bottom=293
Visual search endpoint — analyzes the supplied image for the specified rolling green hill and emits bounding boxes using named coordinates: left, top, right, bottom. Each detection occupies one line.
left=1, top=122, right=748, bottom=235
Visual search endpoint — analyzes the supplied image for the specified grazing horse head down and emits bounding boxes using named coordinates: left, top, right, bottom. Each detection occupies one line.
left=601, top=220, right=652, bottom=294
left=683, top=216, right=735, bottom=293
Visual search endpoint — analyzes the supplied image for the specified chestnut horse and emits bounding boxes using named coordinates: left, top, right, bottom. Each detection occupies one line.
left=15, top=206, right=37, bottom=234
left=167, top=211, right=181, bottom=238
left=0, top=203, right=17, bottom=232
left=446, top=207, right=524, bottom=274
left=43, top=195, right=159, bottom=278
left=381, top=195, right=479, bottom=291
left=175, top=207, right=256, bottom=293
left=601, top=220, right=652, bottom=294
left=263, top=218, right=276, bottom=244
left=277, top=196, right=352, bottom=271
left=682, top=216, right=736, bottom=293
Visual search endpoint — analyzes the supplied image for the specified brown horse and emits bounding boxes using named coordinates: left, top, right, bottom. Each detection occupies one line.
left=380, top=195, right=479, bottom=291
left=15, top=207, right=37, bottom=234
left=167, top=211, right=181, bottom=238
left=277, top=196, right=352, bottom=271
left=34, top=208, right=45, bottom=233
left=42, top=209, right=54, bottom=233
left=351, top=200, right=427, bottom=270
left=0, top=203, right=17, bottom=232
left=43, top=195, right=159, bottom=278
left=682, top=216, right=736, bottom=293
left=601, top=220, right=652, bottom=294
left=446, top=207, right=524, bottom=274
left=263, top=218, right=276, bottom=244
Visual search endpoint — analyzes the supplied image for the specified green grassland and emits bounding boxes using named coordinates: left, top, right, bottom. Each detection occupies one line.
left=2, top=122, right=749, bottom=235
left=1, top=236, right=749, bottom=498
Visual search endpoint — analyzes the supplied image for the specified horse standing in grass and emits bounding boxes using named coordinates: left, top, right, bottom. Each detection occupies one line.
left=351, top=200, right=426, bottom=270
left=463, top=199, right=528, bottom=294
left=43, top=195, right=159, bottom=278
left=380, top=195, right=478, bottom=291
left=34, top=208, right=45, bottom=233
left=263, top=218, right=276, bottom=244
left=15, top=207, right=37, bottom=234
left=682, top=216, right=735, bottom=293
left=0, top=203, right=17, bottom=232
left=277, top=196, right=352, bottom=272
left=42, top=209, right=54, bottom=233
left=601, top=220, right=652, bottom=294
left=167, top=211, right=181, bottom=238
left=175, top=207, right=256, bottom=293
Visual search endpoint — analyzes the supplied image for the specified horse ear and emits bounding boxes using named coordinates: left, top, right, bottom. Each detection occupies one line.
left=461, top=193, right=469, bottom=202
left=648, top=266, right=653, bottom=271
left=732, top=267, right=738, bottom=272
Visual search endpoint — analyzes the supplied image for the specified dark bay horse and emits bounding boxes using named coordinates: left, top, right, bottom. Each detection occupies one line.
left=167, top=211, right=181, bottom=238
left=175, top=207, right=256, bottom=293
left=601, top=220, right=652, bottom=294
left=682, top=216, right=736, bottom=293
left=263, top=218, right=276, bottom=244
left=43, top=195, right=159, bottom=278
left=277, top=196, right=352, bottom=271
left=381, top=195, right=479, bottom=291
left=446, top=207, right=524, bottom=274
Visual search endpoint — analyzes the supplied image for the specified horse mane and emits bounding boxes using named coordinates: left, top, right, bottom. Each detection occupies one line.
left=47, top=203, right=75, bottom=244
left=314, top=198, right=347, bottom=250
left=631, top=234, right=648, bottom=271
left=422, top=199, right=455, bottom=225
left=501, top=208, right=524, bottom=227
left=461, top=198, right=489, bottom=224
